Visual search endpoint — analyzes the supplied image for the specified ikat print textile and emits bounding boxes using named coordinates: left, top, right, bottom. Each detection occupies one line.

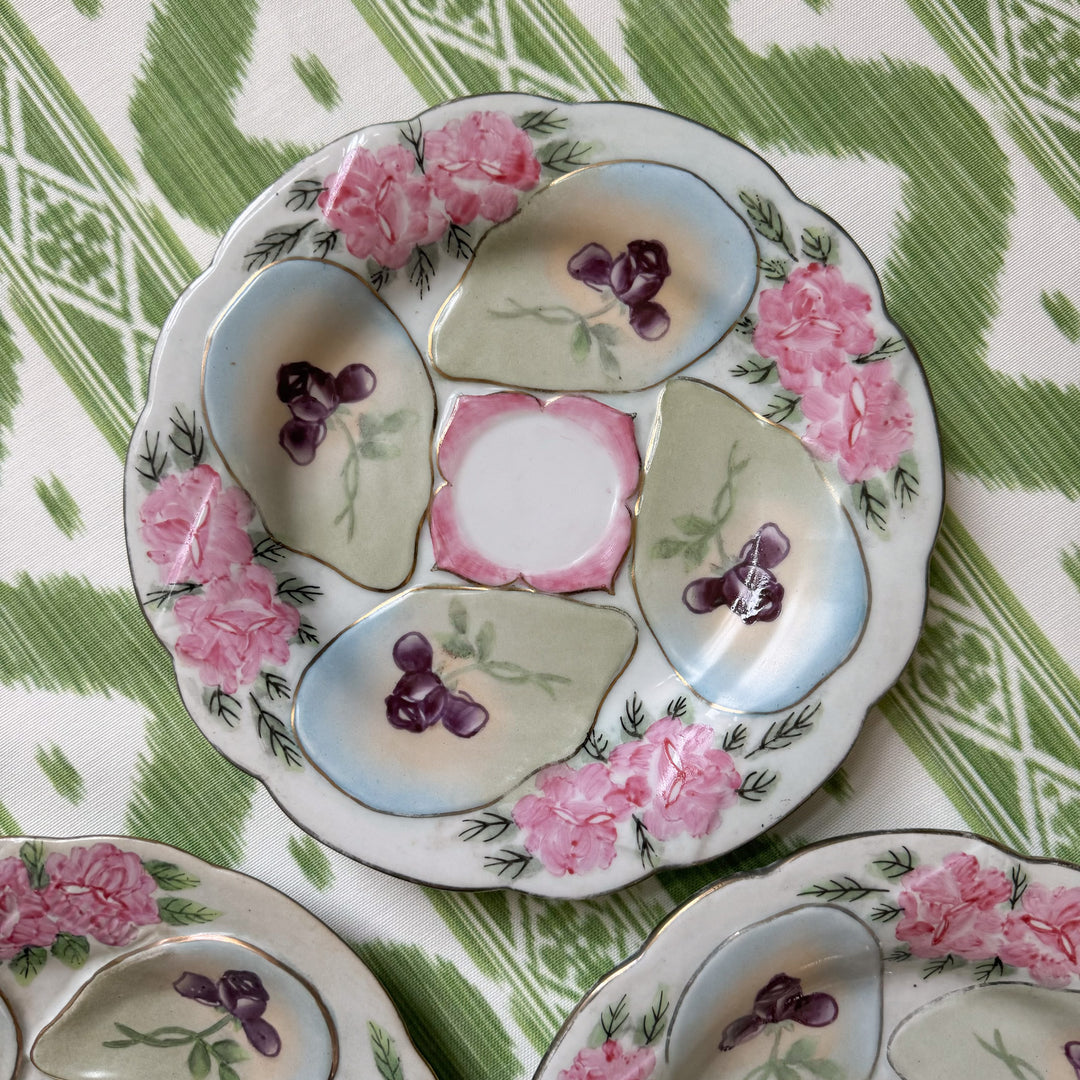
left=0, top=0, right=1078, bottom=1077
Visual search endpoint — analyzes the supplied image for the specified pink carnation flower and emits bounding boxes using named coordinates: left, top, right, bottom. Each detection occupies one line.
left=895, top=852, right=1010, bottom=960
left=513, top=762, right=637, bottom=877
left=173, top=563, right=300, bottom=694
left=753, top=263, right=876, bottom=393
left=319, top=143, right=446, bottom=269
left=425, top=111, right=541, bottom=226
left=139, top=464, right=254, bottom=584
left=0, top=856, right=57, bottom=959
left=43, top=843, right=159, bottom=947
left=999, top=883, right=1080, bottom=988
left=558, top=1039, right=656, bottom=1080
left=608, top=718, right=741, bottom=841
left=800, top=360, right=915, bottom=482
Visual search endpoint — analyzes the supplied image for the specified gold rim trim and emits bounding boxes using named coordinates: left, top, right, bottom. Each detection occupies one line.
left=426, top=157, right=760, bottom=395
left=199, top=254, right=438, bottom=595
left=289, top=583, right=639, bottom=819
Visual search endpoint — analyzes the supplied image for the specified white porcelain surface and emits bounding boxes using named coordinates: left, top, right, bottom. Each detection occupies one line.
left=125, top=94, right=943, bottom=896
left=535, top=832, right=1080, bottom=1079
left=0, top=837, right=432, bottom=1080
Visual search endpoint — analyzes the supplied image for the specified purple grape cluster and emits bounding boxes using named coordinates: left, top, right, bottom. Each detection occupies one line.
left=683, top=523, right=790, bottom=624
left=276, top=360, right=376, bottom=465
left=386, top=631, right=489, bottom=738
left=568, top=239, right=672, bottom=340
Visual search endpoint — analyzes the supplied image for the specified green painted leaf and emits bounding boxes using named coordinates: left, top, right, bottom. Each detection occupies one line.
left=10, top=945, right=47, bottom=985
left=156, top=897, right=222, bottom=926
left=143, top=859, right=200, bottom=890
left=219, top=1065, right=241, bottom=1080
left=437, top=633, right=474, bottom=659
left=650, top=537, right=686, bottom=559
left=379, top=409, right=411, bottom=433
left=353, top=941, right=520, bottom=1080
left=19, top=840, right=48, bottom=888
left=592, top=323, right=618, bottom=345
left=211, top=1039, right=247, bottom=1064
left=785, top=1037, right=815, bottom=1063
left=449, top=598, right=468, bottom=635
left=475, top=620, right=495, bottom=663
left=188, top=1039, right=211, bottom=1079
left=804, top=1057, right=845, bottom=1079
left=673, top=514, right=714, bottom=537
left=51, top=932, right=89, bottom=969
left=368, top=1021, right=404, bottom=1080
left=571, top=321, right=591, bottom=362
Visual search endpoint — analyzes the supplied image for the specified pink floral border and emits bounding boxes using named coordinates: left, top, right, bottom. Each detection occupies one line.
left=0, top=841, right=218, bottom=986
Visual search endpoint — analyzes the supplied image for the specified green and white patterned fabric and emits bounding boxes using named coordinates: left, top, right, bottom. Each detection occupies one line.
left=1, top=1, right=1078, bottom=1075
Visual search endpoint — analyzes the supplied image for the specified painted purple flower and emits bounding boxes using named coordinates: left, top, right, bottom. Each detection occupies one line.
left=610, top=240, right=670, bottom=306
left=683, top=523, right=789, bottom=624
left=1066, top=1041, right=1080, bottom=1078
left=385, top=632, right=490, bottom=737
left=276, top=360, right=376, bottom=465
left=718, top=973, right=838, bottom=1052
left=173, top=969, right=281, bottom=1057
left=567, top=239, right=671, bottom=340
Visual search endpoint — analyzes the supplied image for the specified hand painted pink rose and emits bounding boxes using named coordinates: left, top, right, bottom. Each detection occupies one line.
left=800, top=360, right=915, bottom=483
left=173, top=563, right=301, bottom=694
left=999, top=883, right=1080, bottom=988
left=43, top=843, right=159, bottom=946
left=513, top=762, right=637, bottom=877
left=608, top=718, right=741, bottom=841
left=140, top=464, right=254, bottom=584
left=0, top=856, right=57, bottom=958
left=753, top=263, right=876, bottom=393
left=425, top=111, right=541, bottom=226
left=895, top=852, right=1011, bottom=960
left=319, top=143, right=446, bottom=269
left=558, top=1039, right=656, bottom=1080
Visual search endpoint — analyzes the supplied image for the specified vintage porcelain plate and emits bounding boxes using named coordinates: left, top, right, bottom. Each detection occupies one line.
left=124, top=94, right=943, bottom=896
left=0, top=836, right=433, bottom=1080
left=535, top=831, right=1080, bottom=1080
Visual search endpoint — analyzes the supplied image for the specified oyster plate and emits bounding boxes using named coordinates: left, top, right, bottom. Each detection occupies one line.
left=536, top=831, right=1080, bottom=1080
left=0, top=836, right=432, bottom=1080
left=124, top=94, right=943, bottom=896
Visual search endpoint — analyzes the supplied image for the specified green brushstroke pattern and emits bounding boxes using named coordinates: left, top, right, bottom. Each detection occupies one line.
left=0, top=800, right=21, bottom=836
left=291, top=53, right=340, bottom=110
left=1042, top=289, right=1080, bottom=343
left=881, top=509, right=1080, bottom=861
left=33, top=474, right=84, bottom=538
left=287, top=834, right=334, bottom=891
left=1062, top=544, right=1080, bottom=592
left=0, top=312, right=20, bottom=467
left=130, top=0, right=313, bottom=233
left=352, top=941, right=521, bottom=1080
left=425, top=883, right=667, bottom=1054
left=621, top=0, right=1080, bottom=498
left=34, top=743, right=85, bottom=804
left=0, top=573, right=254, bottom=866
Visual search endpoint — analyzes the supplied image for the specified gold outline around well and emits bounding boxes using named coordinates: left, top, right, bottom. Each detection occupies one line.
left=426, top=158, right=761, bottom=395
left=199, top=255, right=438, bottom=595
left=629, top=376, right=873, bottom=717
left=29, top=932, right=341, bottom=1079
left=289, top=583, right=639, bottom=819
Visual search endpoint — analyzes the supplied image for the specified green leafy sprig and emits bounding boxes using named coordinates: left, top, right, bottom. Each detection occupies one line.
left=435, top=598, right=571, bottom=699
left=650, top=442, right=750, bottom=571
